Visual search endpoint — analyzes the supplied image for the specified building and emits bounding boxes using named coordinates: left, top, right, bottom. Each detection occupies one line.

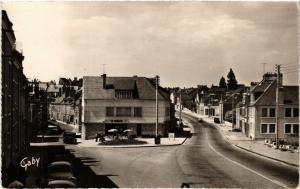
left=81, top=74, right=173, bottom=139
left=195, top=85, right=226, bottom=119
left=49, top=80, right=82, bottom=126
left=2, top=10, right=30, bottom=187
left=240, top=73, right=299, bottom=143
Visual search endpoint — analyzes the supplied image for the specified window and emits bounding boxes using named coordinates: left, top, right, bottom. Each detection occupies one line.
left=115, top=90, right=133, bottom=99
left=106, top=107, right=114, bottom=117
left=205, top=109, right=209, bottom=115
left=262, top=108, right=268, bottom=117
left=261, top=123, right=276, bottom=134
left=293, top=108, right=299, bottom=117
left=262, top=108, right=276, bottom=117
left=269, top=108, right=275, bottom=117
left=261, top=124, right=268, bottom=133
left=293, top=124, right=299, bottom=134
left=285, top=108, right=292, bottom=117
left=285, top=124, right=299, bottom=134
left=134, top=107, right=142, bottom=117
left=116, top=107, right=131, bottom=117
left=269, top=124, right=275, bottom=133
left=285, top=124, right=292, bottom=134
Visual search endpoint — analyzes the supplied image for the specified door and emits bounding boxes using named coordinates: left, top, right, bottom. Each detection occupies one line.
left=137, top=124, right=142, bottom=136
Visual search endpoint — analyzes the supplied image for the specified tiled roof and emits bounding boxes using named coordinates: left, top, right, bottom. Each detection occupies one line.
left=283, top=86, right=299, bottom=105
left=83, top=76, right=170, bottom=101
left=250, top=80, right=273, bottom=92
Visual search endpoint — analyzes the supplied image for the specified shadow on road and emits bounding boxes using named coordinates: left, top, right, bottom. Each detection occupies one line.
left=66, top=150, right=119, bottom=188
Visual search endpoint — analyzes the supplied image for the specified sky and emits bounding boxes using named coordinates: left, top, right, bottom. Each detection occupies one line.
left=3, top=1, right=299, bottom=87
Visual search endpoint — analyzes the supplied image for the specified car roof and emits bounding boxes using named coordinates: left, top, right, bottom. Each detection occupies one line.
left=48, top=180, right=76, bottom=187
left=48, top=161, right=71, bottom=168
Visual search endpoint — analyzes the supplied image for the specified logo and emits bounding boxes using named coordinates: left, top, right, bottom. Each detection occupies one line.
left=20, top=156, right=40, bottom=171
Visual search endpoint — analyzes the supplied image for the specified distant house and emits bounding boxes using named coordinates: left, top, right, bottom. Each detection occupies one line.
left=195, top=85, right=226, bottom=119
left=49, top=81, right=82, bottom=126
left=241, top=73, right=299, bottom=142
left=81, top=74, right=173, bottom=139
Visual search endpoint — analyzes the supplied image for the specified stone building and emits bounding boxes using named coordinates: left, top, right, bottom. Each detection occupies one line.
left=1, top=10, right=30, bottom=187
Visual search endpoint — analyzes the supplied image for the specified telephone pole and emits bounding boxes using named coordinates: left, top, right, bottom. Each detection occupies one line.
left=155, top=75, right=159, bottom=138
left=275, top=64, right=281, bottom=149
left=179, top=89, right=182, bottom=125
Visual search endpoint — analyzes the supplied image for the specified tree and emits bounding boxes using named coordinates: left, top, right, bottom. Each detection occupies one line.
left=219, top=76, right=227, bottom=88
left=227, top=68, right=238, bottom=90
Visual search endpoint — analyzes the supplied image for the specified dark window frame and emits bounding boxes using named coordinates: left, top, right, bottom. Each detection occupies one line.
left=116, top=107, right=132, bottom=117
left=106, top=107, right=114, bottom=117
left=133, top=107, right=142, bottom=117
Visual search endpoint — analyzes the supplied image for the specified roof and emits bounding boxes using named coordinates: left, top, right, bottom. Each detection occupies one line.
left=83, top=76, right=170, bottom=101
left=251, top=81, right=299, bottom=106
left=251, top=80, right=273, bottom=92
left=283, top=86, right=299, bottom=105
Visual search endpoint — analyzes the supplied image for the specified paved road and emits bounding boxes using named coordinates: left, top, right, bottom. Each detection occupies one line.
left=67, top=113, right=298, bottom=188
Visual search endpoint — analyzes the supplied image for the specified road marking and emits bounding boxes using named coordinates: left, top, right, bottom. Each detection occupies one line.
left=207, top=142, right=289, bottom=189
left=182, top=113, right=290, bottom=189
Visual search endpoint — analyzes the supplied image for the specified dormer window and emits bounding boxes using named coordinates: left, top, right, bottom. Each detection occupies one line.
left=115, top=90, right=133, bottom=99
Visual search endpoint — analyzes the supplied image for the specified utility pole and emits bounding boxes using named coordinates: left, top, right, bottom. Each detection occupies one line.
left=232, top=94, right=234, bottom=129
left=155, top=75, right=159, bottom=138
left=275, top=64, right=281, bottom=149
left=179, top=89, right=182, bottom=125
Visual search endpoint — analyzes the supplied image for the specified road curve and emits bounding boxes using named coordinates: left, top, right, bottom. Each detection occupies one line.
left=67, top=113, right=298, bottom=188
left=180, top=113, right=298, bottom=188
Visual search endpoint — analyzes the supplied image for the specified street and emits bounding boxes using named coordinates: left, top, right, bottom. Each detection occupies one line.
left=67, top=113, right=298, bottom=188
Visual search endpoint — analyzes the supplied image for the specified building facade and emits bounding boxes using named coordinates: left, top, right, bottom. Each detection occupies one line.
left=242, top=73, right=299, bottom=143
left=81, top=75, right=172, bottom=139
left=2, top=10, right=30, bottom=187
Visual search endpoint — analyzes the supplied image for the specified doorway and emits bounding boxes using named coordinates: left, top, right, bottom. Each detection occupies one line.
left=137, top=124, right=142, bottom=136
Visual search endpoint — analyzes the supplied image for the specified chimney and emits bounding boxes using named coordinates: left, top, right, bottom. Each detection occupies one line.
left=101, top=74, right=106, bottom=89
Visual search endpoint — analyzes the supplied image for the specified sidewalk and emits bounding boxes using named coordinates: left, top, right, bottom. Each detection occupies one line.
left=49, top=120, right=79, bottom=133
left=77, top=137, right=187, bottom=148
left=182, top=109, right=299, bottom=167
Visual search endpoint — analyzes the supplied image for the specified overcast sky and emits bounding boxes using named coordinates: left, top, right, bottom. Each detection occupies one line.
left=3, top=1, right=298, bottom=87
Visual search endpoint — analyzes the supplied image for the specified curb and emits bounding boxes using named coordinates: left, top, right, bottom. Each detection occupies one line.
left=234, top=144, right=299, bottom=168
left=213, top=122, right=299, bottom=168
left=78, top=137, right=188, bottom=148
left=183, top=112, right=299, bottom=168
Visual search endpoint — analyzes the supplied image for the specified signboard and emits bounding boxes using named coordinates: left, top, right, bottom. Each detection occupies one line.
left=105, top=120, right=129, bottom=123
left=168, top=133, right=175, bottom=140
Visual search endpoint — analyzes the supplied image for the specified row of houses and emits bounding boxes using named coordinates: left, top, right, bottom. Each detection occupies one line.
left=173, top=73, right=299, bottom=142
left=49, top=74, right=175, bottom=139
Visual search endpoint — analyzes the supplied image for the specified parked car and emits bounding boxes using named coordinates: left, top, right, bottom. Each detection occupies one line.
left=213, top=117, right=220, bottom=124
left=47, top=161, right=77, bottom=184
left=182, top=125, right=191, bottom=132
left=47, top=180, right=76, bottom=188
left=63, top=132, right=77, bottom=144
